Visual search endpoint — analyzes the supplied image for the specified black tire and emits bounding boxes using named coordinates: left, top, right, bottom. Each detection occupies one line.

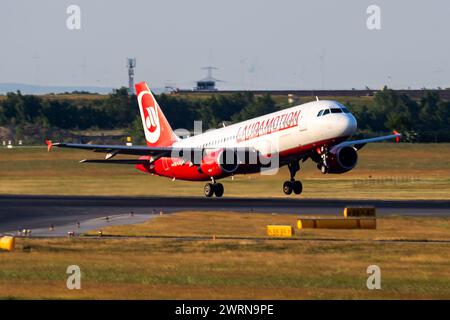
left=283, top=181, right=293, bottom=195
left=204, top=183, right=214, bottom=197
left=214, top=183, right=224, bottom=197
left=292, top=180, right=303, bottom=194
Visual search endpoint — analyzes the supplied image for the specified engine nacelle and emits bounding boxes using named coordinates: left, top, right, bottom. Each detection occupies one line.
left=199, top=149, right=240, bottom=177
left=326, top=146, right=358, bottom=174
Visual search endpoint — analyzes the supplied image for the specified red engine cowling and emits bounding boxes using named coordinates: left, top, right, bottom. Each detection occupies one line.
left=326, top=146, right=358, bottom=174
left=199, top=149, right=240, bottom=177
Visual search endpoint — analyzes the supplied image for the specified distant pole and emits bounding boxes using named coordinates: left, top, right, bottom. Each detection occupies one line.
left=127, top=58, right=136, bottom=94
left=80, top=57, right=87, bottom=86
left=240, top=58, right=246, bottom=89
left=202, top=66, right=218, bottom=79
left=319, top=52, right=325, bottom=89
left=32, top=55, right=40, bottom=85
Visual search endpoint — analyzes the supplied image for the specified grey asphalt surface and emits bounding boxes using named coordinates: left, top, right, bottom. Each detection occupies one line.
left=0, top=195, right=449, bottom=233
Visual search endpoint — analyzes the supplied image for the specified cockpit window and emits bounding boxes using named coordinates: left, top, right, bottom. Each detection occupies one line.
left=330, top=108, right=342, bottom=113
left=317, top=110, right=324, bottom=117
left=341, top=107, right=350, bottom=113
left=322, top=109, right=330, bottom=116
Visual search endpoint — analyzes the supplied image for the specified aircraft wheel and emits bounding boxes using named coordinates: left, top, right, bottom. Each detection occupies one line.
left=283, top=181, right=293, bottom=195
left=204, top=183, right=214, bottom=197
left=320, top=164, right=328, bottom=174
left=214, top=183, right=224, bottom=197
left=292, top=180, right=303, bottom=195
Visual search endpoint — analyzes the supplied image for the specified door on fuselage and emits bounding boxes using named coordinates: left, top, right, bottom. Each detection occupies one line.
left=162, top=157, right=171, bottom=172
left=298, top=108, right=308, bottom=132
left=297, top=107, right=312, bottom=145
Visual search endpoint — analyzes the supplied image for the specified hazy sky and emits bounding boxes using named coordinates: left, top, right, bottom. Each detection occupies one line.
left=0, top=0, right=449, bottom=90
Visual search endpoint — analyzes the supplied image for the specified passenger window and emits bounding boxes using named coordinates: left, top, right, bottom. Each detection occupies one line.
left=331, top=108, right=342, bottom=113
left=322, top=109, right=330, bottom=115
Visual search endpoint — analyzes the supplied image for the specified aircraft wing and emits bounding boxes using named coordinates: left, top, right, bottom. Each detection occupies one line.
left=46, top=140, right=173, bottom=157
left=46, top=139, right=201, bottom=164
left=334, top=131, right=401, bottom=150
left=79, top=159, right=153, bottom=164
left=45, top=140, right=257, bottom=164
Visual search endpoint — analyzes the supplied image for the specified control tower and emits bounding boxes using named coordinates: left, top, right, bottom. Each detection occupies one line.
left=194, top=66, right=221, bottom=91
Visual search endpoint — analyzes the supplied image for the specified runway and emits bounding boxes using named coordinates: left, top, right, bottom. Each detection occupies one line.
left=1, top=195, right=449, bottom=233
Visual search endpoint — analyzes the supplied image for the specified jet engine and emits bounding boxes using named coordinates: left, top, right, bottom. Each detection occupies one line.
left=324, top=145, right=358, bottom=174
left=198, top=149, right=240, bottom=176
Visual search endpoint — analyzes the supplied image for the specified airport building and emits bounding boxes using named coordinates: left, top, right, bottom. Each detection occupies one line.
left=194, top=66, right=220, bottom=91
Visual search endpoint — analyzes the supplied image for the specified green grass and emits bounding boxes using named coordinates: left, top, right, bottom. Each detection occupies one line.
left=1, top=143, right=449, bottom=199
left=85, top=211, right=450, bottom=241
left=1, top=212, right=449, bottom=299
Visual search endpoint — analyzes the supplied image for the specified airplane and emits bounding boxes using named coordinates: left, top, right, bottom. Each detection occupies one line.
left=46, top=81, right=401, bottom=198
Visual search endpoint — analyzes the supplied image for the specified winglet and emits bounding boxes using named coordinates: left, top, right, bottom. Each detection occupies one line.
left=393, top=130, right=401, bottom=143
left=45, top=139, right=53, bottom=151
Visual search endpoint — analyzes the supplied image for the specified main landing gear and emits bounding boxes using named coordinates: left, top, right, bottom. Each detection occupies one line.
left=204, top=178, right=224, bottom=198
left=283, top=161, right=303, bottom=195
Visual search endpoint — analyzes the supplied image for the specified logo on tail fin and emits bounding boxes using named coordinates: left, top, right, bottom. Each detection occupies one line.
left=145, top=107, right=158, bottom=133
left=138, top=90, right=161, bottom=143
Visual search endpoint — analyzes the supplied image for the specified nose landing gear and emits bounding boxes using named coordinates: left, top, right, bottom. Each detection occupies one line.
left=318, top=163, right=329, bottom=174
left=283, top=161, right=303, bottom=195
left=318, top=146, right=329, bottom=174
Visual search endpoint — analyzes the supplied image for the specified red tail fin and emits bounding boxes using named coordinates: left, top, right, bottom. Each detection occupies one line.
left=135, top=82, right=178, bottom=147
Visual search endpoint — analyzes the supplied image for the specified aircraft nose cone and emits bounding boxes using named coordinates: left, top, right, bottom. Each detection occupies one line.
left=340, top=114, right=357, bottom=137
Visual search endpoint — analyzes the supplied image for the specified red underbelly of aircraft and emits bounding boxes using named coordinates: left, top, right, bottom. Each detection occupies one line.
left=135, top=157, right=227, bottom=181
left=135, top=136, right=349, bottom=181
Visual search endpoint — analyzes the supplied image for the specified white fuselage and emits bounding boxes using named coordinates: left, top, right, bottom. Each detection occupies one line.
left=174, top=100, right=357, bottom=157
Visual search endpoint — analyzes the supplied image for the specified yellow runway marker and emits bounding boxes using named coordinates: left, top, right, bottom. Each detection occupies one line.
left=343, top=207, right=376, bottom=217
left=297, top=218, right=376, bottom=229
left=266, top=225, right=294, bottom=237
left=0, top=236, right=15, bottom=251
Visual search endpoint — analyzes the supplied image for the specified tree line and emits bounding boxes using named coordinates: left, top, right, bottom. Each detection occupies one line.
left=0, top=87, right=449, bottom=143
left=348, top=87, right=450, bottom=142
